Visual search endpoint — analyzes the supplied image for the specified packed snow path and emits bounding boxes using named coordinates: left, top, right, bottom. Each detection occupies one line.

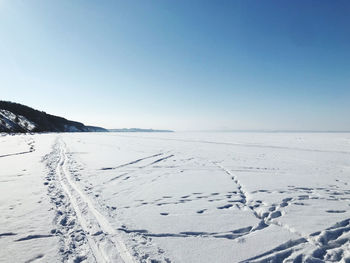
left=45, top=138, right=135, bottom=262
left=1, top=132, right=350, bottom=262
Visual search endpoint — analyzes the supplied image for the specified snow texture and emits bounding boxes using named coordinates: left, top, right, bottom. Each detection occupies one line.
left=1, top=132, right=350, bottom=262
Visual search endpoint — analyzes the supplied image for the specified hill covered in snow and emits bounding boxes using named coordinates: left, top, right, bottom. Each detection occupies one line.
left=0, top=101, right=107, bottom=133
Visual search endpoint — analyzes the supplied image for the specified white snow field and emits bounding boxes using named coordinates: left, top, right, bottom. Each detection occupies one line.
left=1, top=132, right=350, bottom=263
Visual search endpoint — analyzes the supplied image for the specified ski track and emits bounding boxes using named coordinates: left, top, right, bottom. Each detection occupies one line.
left=46, top=137, right=136, bottom=263
left=101, top=154, right=174, bottom=184
left=101, top=153, right=165, bottom=170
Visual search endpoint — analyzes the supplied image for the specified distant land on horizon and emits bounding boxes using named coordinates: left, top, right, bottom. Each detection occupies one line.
left=109, top=128, right=174, bottom=133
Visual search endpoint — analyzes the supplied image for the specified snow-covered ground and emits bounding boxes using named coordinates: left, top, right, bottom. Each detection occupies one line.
left=1, top=132, right=350, bottom=262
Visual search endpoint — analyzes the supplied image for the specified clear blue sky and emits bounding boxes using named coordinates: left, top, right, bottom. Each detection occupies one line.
left=1, top=0, right=349, bottom=131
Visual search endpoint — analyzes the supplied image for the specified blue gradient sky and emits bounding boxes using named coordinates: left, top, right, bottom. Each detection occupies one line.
left=1, top=1, right=349, bottom=131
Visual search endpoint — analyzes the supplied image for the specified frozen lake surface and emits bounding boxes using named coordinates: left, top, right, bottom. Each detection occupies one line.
left=1, top=132, right=350, bottom=262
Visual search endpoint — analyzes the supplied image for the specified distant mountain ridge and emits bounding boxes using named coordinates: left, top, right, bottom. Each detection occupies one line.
left=0, top=101, right=107, bottom=133
left=109, top=128, right=174, bottom=132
